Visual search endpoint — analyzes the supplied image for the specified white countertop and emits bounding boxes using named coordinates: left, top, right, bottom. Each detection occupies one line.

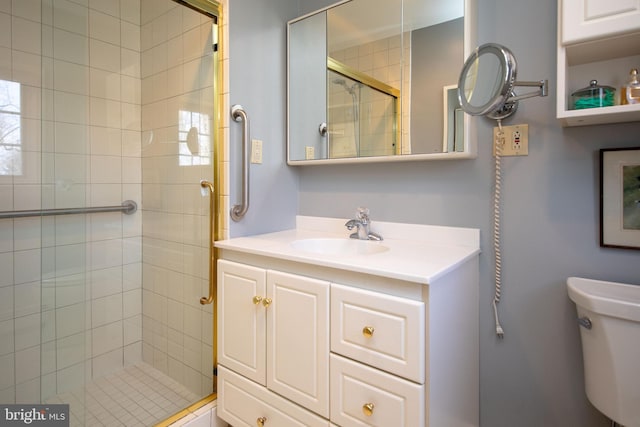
left=215, top=216, right=481, bottom=284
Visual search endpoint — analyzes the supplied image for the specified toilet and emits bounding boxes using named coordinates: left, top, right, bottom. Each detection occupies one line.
left=567, top=277, right=640, bottom=427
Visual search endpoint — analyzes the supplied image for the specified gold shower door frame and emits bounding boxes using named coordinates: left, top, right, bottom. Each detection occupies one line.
left=156, top=0, right=223, bottom=425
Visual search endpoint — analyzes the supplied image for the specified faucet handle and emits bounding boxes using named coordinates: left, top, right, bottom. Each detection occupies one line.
left=356, top=207, right=370, bottom=222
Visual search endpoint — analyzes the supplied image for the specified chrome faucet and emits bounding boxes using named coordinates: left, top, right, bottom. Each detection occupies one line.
left=345, top=207, right=383, bottom=241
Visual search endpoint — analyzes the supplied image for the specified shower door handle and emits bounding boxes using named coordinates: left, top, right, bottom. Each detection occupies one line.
left=230, top=104, right=250, bottom=221
left=200, top=180, right=216, bottom=305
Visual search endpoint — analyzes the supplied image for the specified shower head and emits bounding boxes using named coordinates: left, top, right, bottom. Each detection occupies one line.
left=332, top=78, right=359, bottom=95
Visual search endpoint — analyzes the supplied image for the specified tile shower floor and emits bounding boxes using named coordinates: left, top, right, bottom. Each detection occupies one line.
left=45, top=363, right=201, bottom=427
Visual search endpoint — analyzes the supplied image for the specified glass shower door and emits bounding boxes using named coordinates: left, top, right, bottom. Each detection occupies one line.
left=0, top=0, right=218, bottom=425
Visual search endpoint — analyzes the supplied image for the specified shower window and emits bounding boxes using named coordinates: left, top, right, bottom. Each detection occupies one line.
left=0, top=80, right=22, bottom=176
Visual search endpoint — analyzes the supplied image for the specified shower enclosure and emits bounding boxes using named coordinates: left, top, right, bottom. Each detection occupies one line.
left=0, top=0, right=220, bottom=425
left=327, top=69, right=398, bottom=158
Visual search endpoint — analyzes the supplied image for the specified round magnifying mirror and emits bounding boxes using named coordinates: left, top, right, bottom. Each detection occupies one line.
left=457, top=43, right=517, bottom=118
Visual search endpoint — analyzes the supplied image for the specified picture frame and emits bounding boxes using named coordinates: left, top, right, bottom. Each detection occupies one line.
left=600, top=147, right=640, bottom=249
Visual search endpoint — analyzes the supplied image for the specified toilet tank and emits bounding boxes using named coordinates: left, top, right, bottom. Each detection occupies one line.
left=567, top=277, right=640, bottom=427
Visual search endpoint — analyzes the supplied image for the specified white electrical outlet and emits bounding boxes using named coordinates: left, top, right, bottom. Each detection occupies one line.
left=251, top=139, right=263, bottom=164
left=305, top=146, right=315, bottom=160
left=493, top=124, right=528, bottom=156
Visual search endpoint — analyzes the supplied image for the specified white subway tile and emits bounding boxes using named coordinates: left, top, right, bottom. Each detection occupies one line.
left=14, top=249, right=41, bottom=285
left=13, top=184, right=41, bottom=210
left=54, top=215, right=87, bottom=246
left=123, top=341, right=142, bottom=365
left=12, top=17, right=41, bottom=54
left=122, top=262, right=141, bottom=291
left=92, top=320, right=122, bottom=356
left=92, top=347, right=123, bottom=377
left=55, top=122, right=88, bottom=154
left=12, top=50, right=41, bottom=87
left=90, top=39, right=120, bottom=72
left=0, top=353, right=15, bottom=389
left=53, top=0, right=88, bottom=35
left=14, top=313, right=40, bottom=350
left=90, top=266, right=123, bottom=299
left=121, top=75, right=140, bottom=104
left=53, top=28, right=89, bottom=65
left=0, top=13, right=10, bottom=48
left=89, top=0, right=119, bottom=18
left=89, top=97, right=121, bottom=128
left=56, top=362, right=85, bottom=394
left=56, top=332, right=85, bottom=370
left=56, top=303, right=85, bottom=338
left=89, top=126, right=121, bottom=156
left=121, top=102, right=141, bottom=131
left=0, top=319, right=14, bottom=356
left=13, top=218, right=41, bottom=251
left=54, top=60, right=89, bottom=95
left=121, top=20, right=139, bottom=51
left=56, top=273, right=85, bottom=308
left=14, top=281, right=40, bottom=317
left=41, top=341, right=56, bottom=374
left=123, top=313, right=141, bottom=344
left=120, top=0, right=140, bottom=25
left=92, top=293, right=122, bottom=327
left=54, top=92, right=88, bottom=124
left=89, top=9, right=120, bottom=45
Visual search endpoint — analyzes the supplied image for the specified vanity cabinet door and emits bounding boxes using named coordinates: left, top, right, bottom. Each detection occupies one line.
left=267, top=270, right=330, bottom=418
left=561, top=0, right=640, bottom=44
left=218, top=259, right=267, bottom=385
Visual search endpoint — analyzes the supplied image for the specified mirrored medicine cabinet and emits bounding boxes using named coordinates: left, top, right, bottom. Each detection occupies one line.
left=287, top=0, right=477, bottom=165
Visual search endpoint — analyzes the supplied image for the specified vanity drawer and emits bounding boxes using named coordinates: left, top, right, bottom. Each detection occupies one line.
left=331, top=283, right=425, bottom=383
left=330, top=354, right=424, bottom=427
left=217, top=365, right=329, bottom=427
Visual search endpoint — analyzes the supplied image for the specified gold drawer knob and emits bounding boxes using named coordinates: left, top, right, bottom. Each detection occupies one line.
left=362, top=402, right=375, bottom=416
left=253, top=296, right=263, bottom=305
left=262, top=297, right=272, bottom=307
left=362, top=326, right=375, bottom=338
left=257, top=416, right=267, bottom=427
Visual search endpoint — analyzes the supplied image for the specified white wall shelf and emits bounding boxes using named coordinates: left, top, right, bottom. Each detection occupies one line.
left=557, top=1, right=640, bottom=127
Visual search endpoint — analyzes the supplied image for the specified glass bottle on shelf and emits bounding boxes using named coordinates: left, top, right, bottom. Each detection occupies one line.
left=626, top=68, right=640, bottom=105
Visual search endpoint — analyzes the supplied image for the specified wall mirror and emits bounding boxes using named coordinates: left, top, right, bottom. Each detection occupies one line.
left=287, top=0, right=477, bottom=164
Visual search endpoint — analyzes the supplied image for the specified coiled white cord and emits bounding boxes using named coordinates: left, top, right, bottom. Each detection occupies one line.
left=493, top=120, right=505, bottom=338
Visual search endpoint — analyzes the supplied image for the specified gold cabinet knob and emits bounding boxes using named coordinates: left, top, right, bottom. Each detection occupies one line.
left=262, top=297, right=272, bottom=307
left=256, top=416, right=267, bottom=427
left=362, top=326, right=375, bottom=338
left=253, top=296, right=263, bottom=305
left=362, top=402, right=375, bottom=416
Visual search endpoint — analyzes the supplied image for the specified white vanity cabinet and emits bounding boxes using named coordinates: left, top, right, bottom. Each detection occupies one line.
left=557, top=0, right=640, bottom=126
left=215, top=216, right=480, bottom=427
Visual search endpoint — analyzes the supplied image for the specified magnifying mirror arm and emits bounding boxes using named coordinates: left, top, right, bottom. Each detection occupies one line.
left=509, top=79, right=548, bottom=102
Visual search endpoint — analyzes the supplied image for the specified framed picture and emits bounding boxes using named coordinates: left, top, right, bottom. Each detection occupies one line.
left=600, top=147, right=640, bottom=249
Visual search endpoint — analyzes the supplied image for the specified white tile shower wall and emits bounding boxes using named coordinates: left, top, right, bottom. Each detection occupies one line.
left=140, top=0, right=215, bottom=398
left=0, top=0, right=143, bottom=403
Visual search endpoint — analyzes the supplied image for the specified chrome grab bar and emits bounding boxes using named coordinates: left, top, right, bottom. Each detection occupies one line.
left=200, top=180, right=216, bottom=305
left=230, top=104, right=249, bottom=221
left=0, top=200, right=137, bottom=219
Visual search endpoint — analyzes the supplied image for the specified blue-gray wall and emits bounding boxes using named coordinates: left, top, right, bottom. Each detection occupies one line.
left=229, top=0, right=640, bottom=425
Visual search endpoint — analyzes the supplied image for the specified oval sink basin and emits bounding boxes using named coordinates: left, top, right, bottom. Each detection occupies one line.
left=290, top=238, right=389, bottom=256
